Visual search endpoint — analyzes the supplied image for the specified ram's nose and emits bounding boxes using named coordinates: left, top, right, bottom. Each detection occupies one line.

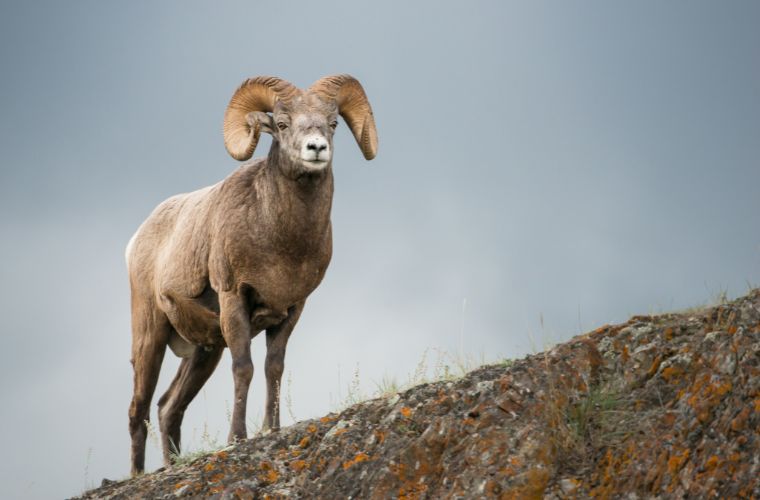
left=302, top=135, right=330, bottom=163
left=306, top=137, right=328, bottom=154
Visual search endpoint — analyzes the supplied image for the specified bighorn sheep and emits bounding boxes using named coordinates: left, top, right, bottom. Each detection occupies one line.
left=125, top=75, right=377, bottom=475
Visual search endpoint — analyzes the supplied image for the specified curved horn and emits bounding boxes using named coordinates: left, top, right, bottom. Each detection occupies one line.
left=309, top=74, right=378, bottom=160
left=223, top=76, right=299, bottom=161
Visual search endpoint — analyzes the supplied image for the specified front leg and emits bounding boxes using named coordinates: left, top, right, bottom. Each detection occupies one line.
left=263, top=300, right=305, bottom=431
left=219, top=290, right=253, bottom=443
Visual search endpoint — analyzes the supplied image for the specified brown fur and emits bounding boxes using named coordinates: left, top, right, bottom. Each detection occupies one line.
left=126, top=76, right=376, bottom=475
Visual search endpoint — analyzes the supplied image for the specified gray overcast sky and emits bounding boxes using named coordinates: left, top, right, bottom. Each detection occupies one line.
left=1, top=1, right=759, bottom=498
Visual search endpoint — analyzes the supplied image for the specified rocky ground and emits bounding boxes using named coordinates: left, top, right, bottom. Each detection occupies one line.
left=77, top=290, right=760, bottom=499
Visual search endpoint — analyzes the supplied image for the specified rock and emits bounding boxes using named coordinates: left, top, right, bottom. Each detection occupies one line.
left=559, top=478, right=580, bottom=494
left=75, top=289, right=760, bottom=500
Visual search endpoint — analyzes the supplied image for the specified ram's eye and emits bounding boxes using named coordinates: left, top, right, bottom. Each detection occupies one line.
left=277, top=122, right=288, bottom=131
left=329, top=120, right=338, bottom=130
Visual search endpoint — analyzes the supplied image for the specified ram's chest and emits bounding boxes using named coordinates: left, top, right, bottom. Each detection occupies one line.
left=207, top=212, right=333, bottom=322
left=254, top=256, right=328, bottom=306
left=218, top=240, right=330, bottom=315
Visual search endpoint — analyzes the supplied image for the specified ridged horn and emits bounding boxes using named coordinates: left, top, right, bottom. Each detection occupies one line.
left=223, top=76, right=299, bottom=161
left=309, top=74, right=378, bottom=160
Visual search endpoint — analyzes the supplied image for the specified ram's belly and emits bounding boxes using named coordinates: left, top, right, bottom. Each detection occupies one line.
left=161, top=285, right=224, bottom=351
left=160, top=282, right=292, bottom=354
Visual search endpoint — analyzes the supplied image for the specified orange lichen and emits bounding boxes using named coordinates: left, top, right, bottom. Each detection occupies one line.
left=290, top=459, right=308, bottom=472
left=204, top=462, right=216, bottom=472
left=213, top=450, right=229, bottom=460
left=500, top=465, right=517, bottom=476
left=398, top=481, right=428, bottom=500
left=400, top=406, right=412, bottom=418
left=374, top=429, right=386, bottom=445
left=229, top=486, right=255, bottom=500
left=727, top=325, right=738, bottom=334
left=504, top=468, right=549, bottom=499
left=257, top=461, right=279, bottom=484
left=435, top=391, right=450, bottom=404
left=661, top=412, right=676, bottom=426
left=592, top=325, right=610, bottom=335
left=647, top=355, right=663, bottom=378
left=621, top=345, right=630, bottom=363
left=667, top=448, right=690, bottom=477
left=342, top=452, right=370, bottom=470
left=498, top=375, right=513, bottom=393
left=299, top=436, right=311, bottom=448
left=730, top=407, right=751, bottom=431
left=483, top=479, right=503, bottom=496
left=320, top=416, right=335, bottom=423
left=390, top=461, right=410, bottom=482
left=590, top=442, right=640, bottom=497
left=686, top=374, right=733, bottom=422
left=306, top=423, right=318, bottom=433
left=209, top=472, right=225, bottom=483
left=661, top=365, right=685, bottom=383
left=264, top=469, right=279, bottom=484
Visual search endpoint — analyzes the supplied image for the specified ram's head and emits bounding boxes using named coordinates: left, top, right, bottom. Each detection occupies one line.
left=223, top=75, right=377, bottom=176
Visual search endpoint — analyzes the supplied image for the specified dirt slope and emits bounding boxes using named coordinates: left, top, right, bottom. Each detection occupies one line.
left=78, top=290, right=760, bottom=499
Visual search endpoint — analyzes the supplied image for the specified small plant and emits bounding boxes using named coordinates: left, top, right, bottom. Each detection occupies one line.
left=373, top=374, right=402, bottom=398
left=285, top=370, right=297, bottom=423
left=247, top=412, right=263, bottom=435
left=333, top=346, right=506, bottom=412
left=169, top=422, right=227, bottom=467
left=170, top=444, right=226, bottom=467
left=144, top=419, right=161, bottom=453
left=331, top=363, right=367, bottom=412
left=542, top=357, right=633, bottom=469
left=345, top=363, right=364, bottom=405
left=409, top=348, right=430, bottom=386
left=565, top=384, right=629, bottom=447
left=83, top=447, right=93, bottom=491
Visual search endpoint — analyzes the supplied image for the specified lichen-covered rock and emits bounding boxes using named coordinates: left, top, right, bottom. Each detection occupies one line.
left=76, top=290, right=760, bottom=499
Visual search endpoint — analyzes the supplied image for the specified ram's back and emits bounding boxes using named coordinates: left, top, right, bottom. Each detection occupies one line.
left=126, top=184, right=219, bottom=298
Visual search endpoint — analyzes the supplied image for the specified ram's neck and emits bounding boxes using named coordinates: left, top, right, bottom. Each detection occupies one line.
left=261, top=144, right=334, bottom=249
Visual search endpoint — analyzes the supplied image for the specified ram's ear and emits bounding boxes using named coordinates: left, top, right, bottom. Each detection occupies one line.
left=246, top=112, right=274, bottom=135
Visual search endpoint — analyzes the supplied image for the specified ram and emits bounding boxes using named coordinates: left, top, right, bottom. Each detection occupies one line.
left=125, top=75, right=377, bottom=475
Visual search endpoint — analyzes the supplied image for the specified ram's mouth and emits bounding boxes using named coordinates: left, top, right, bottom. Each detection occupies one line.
left=303, top=158, right=329, bottom=167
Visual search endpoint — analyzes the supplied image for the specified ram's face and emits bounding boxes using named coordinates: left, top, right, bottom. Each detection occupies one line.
left=271, top=94, right=338, bottom=173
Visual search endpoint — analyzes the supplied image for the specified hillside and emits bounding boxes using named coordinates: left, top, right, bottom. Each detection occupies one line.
left=78, top=290, right=760, bottom=498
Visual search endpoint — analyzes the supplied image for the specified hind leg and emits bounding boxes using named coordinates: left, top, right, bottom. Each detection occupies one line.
left=128, top=299, right=170, bottom=476
left=157, top=345, right=223, bottom=465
